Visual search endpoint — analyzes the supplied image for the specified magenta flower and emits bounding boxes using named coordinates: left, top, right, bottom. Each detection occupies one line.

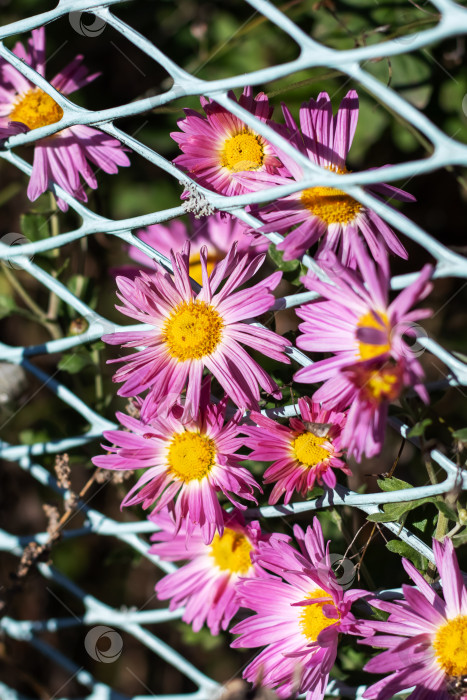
left=0, top=121, right=28, bottom=139
left=92, top=379, right=261, bottom=544
left=244, top=397, right=350, bottom=504
left=150, top=509, right=285, bottom=635
left=104, top=242, right=290, bottom=422
left=294, top=243, right=432, bottom=460
left=171, top=86, right=282, bottom=196
left=360, top=538, right=467, bottom=700
left=236, top=90, right=413, bottom=264
left=125, top=212, right=268, bottom=286
left=92, top=380, right=260, bottom=544
left=231, top=518, right=369, bottom=700
left=0, top=27, right=129, bottom=210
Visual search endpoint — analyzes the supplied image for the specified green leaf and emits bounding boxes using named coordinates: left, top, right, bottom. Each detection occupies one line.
left=289, top=262, right=308, bottom=286
left=411, top=517, right=429, bottom=534
left=268, top=244, right=300, bottom=272
left=453, top=529, right=467, bottom=546
left=433, top=501, right=457, bottom=521
left=386, top=539, right=427, bottom=571
left=367, top=495, right=436, bottom=523
left=377, top=476, right=413, bottom=492
left=453, top=428, right=467, bottom=443
left=368, top=605, right=389, bottom=623
left=20, top=214, right=50, bottom=242
left=307, top=486, right=324, bottom=500
left=367, top=505, right=410, bottom=523
left=58, top=352, right=94, bottom=374
left=407, top=418, right=432, bottom=438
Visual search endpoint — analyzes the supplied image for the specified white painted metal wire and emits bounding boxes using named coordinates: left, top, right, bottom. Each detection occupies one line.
left=1, top=0, right=467, bottom=698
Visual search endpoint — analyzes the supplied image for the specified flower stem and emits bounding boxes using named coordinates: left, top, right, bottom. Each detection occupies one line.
left=46, top=192, right=60, bottom=323
left=1, top=262, right=61, bottom=339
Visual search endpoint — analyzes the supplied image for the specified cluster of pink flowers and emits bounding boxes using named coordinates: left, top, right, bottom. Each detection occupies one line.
left=4, top=27, right=453, bottom=699
left=92, top=80, right=442, bottom=697
left=88, top=74, right=438, bottom=699
left=0, top=28, right=129, bottom=210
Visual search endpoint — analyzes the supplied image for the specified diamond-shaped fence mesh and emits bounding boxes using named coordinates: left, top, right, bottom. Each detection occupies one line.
left=1, top=0, right=467, bottom=698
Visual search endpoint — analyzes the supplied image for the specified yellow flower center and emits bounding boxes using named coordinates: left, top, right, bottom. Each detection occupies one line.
left=220, top=130, right=265, bottom=172
left=357, top=310, right=391, bottom=361
left=300, top=168, right=361, bottom=225
left=167, top=430, right=216, bottom=482
left=433, top=616, right=467, bottom=677
left=10, top=88, right=63, bottom=131
left=210, top=527, right=253, bottom=574
left=162, top=300, right=224, bottom=361
left=363, top=366, right=402, bottom=403
left=188, top=253, right=218, bottom=286
left=292, top=432, right=330, bottom=468
left=299, top=588, right=340, bottom=642
left=301, top=186, right=362, bottom=225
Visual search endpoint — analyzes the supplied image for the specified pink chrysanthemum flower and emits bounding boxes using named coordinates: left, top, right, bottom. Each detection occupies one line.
left=0, top=121, right=28, bottom=139
left=150, top=509, right=285, bottom=635
left=294, top=243, right=433, bottom=460
left=243, top=397, right=350, bottom=504
left=171, top=87, right=282, bottom=196
left=360, top=538, right=467, bottom=700
left=125, top=213, right=268, bottom=286
left=0, top=27, right=129, bottom=211
left=231, top=518, right=369, bottom=700
left=236, top=90, right=413, bottom=264
left=104, top=242, right=290, bottom=422
left=92, top=381, right=260, bottom=544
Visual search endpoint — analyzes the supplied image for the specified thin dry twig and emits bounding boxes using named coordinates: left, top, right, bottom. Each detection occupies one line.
left=0, top=454, right=103, bottom=611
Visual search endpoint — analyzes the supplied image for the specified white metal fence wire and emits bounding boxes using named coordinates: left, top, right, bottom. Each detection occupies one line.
left=0, top=0, right=467, bottom=698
